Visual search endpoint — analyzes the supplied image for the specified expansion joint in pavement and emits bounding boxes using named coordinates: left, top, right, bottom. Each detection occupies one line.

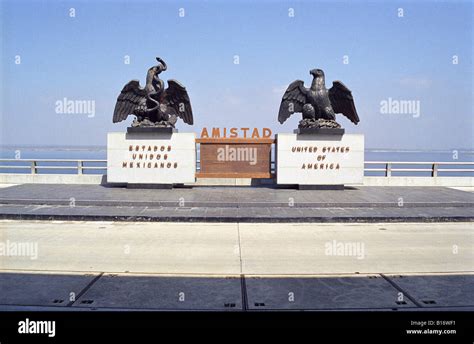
left=237, top=223, right=243, bottom=274
left=380, top=273, right=423, bottom=308
left=240, top=275, right=248, bottom=311
left=67, top=272, right=104, bottom=307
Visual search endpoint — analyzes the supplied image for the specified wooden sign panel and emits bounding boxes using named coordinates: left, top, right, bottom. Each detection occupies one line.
left=197, top=138, right=273, bottom=178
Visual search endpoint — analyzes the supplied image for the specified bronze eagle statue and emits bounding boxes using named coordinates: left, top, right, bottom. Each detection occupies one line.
left=278, top=68, right=359, bottom=129
left=113, top=57, right=193, bottom=128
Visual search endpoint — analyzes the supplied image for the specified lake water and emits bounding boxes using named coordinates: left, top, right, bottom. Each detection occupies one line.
left=0, top=146, right=472, bottom=177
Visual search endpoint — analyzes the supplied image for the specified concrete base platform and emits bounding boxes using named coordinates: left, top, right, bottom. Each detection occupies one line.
left=1, top=175, right=473, bottom=187
left=1, top=184, right=471, bottom=208
left=0, top=184, right=472, bottom=222
left=0, top=204, right=472, bottom=223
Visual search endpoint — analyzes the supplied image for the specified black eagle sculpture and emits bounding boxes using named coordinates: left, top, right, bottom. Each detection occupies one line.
left=113, top=57, right=193, bottom=128
left=278, top=68, right=359, bottom=129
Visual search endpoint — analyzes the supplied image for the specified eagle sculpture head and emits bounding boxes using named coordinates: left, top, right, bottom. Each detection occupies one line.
left=310, top=68, right=324, bottom=77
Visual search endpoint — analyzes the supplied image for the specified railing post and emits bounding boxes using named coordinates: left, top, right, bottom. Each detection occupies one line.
left=30, top=161, right=36, bottom=174
left=386, top=163, right=391, bottom=177
left=78, top=161, right=83, bottom=175
left=432, top=163, right=438, bottom=177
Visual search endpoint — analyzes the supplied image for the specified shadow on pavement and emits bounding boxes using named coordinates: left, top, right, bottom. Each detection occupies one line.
left=0, top=271, right=473, bottom=311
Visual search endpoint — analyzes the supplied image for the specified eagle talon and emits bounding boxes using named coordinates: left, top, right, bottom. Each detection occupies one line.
left=299, top=118, right=341, bottom=129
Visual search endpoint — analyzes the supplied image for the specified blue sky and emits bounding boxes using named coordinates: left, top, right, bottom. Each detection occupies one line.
left=0, top=0, right=472, bottom=150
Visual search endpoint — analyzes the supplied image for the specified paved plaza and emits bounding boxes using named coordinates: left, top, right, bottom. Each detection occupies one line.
left=0, top=184, right=472, bottom=222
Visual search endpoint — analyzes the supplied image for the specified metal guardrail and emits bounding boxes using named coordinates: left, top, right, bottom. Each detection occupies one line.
left=364, top=161, right=474, bottom=177
left=0, top=159, right=107, bottom=175
left=0, top=159, right=473, bottom=176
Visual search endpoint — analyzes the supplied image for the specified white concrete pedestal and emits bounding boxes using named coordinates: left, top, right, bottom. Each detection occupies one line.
left=107, top=132, right=196, bottom=185
left=276, top=133, right=364, bottom=186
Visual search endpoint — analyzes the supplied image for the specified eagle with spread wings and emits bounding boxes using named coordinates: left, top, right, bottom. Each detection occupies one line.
left=113, top=57, right=193, bottom=127
left=278, top=69, right=359, bottom=129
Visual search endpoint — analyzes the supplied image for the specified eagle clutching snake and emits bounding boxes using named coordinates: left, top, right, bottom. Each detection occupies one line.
left=112, top=57, right=193, bottom=128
